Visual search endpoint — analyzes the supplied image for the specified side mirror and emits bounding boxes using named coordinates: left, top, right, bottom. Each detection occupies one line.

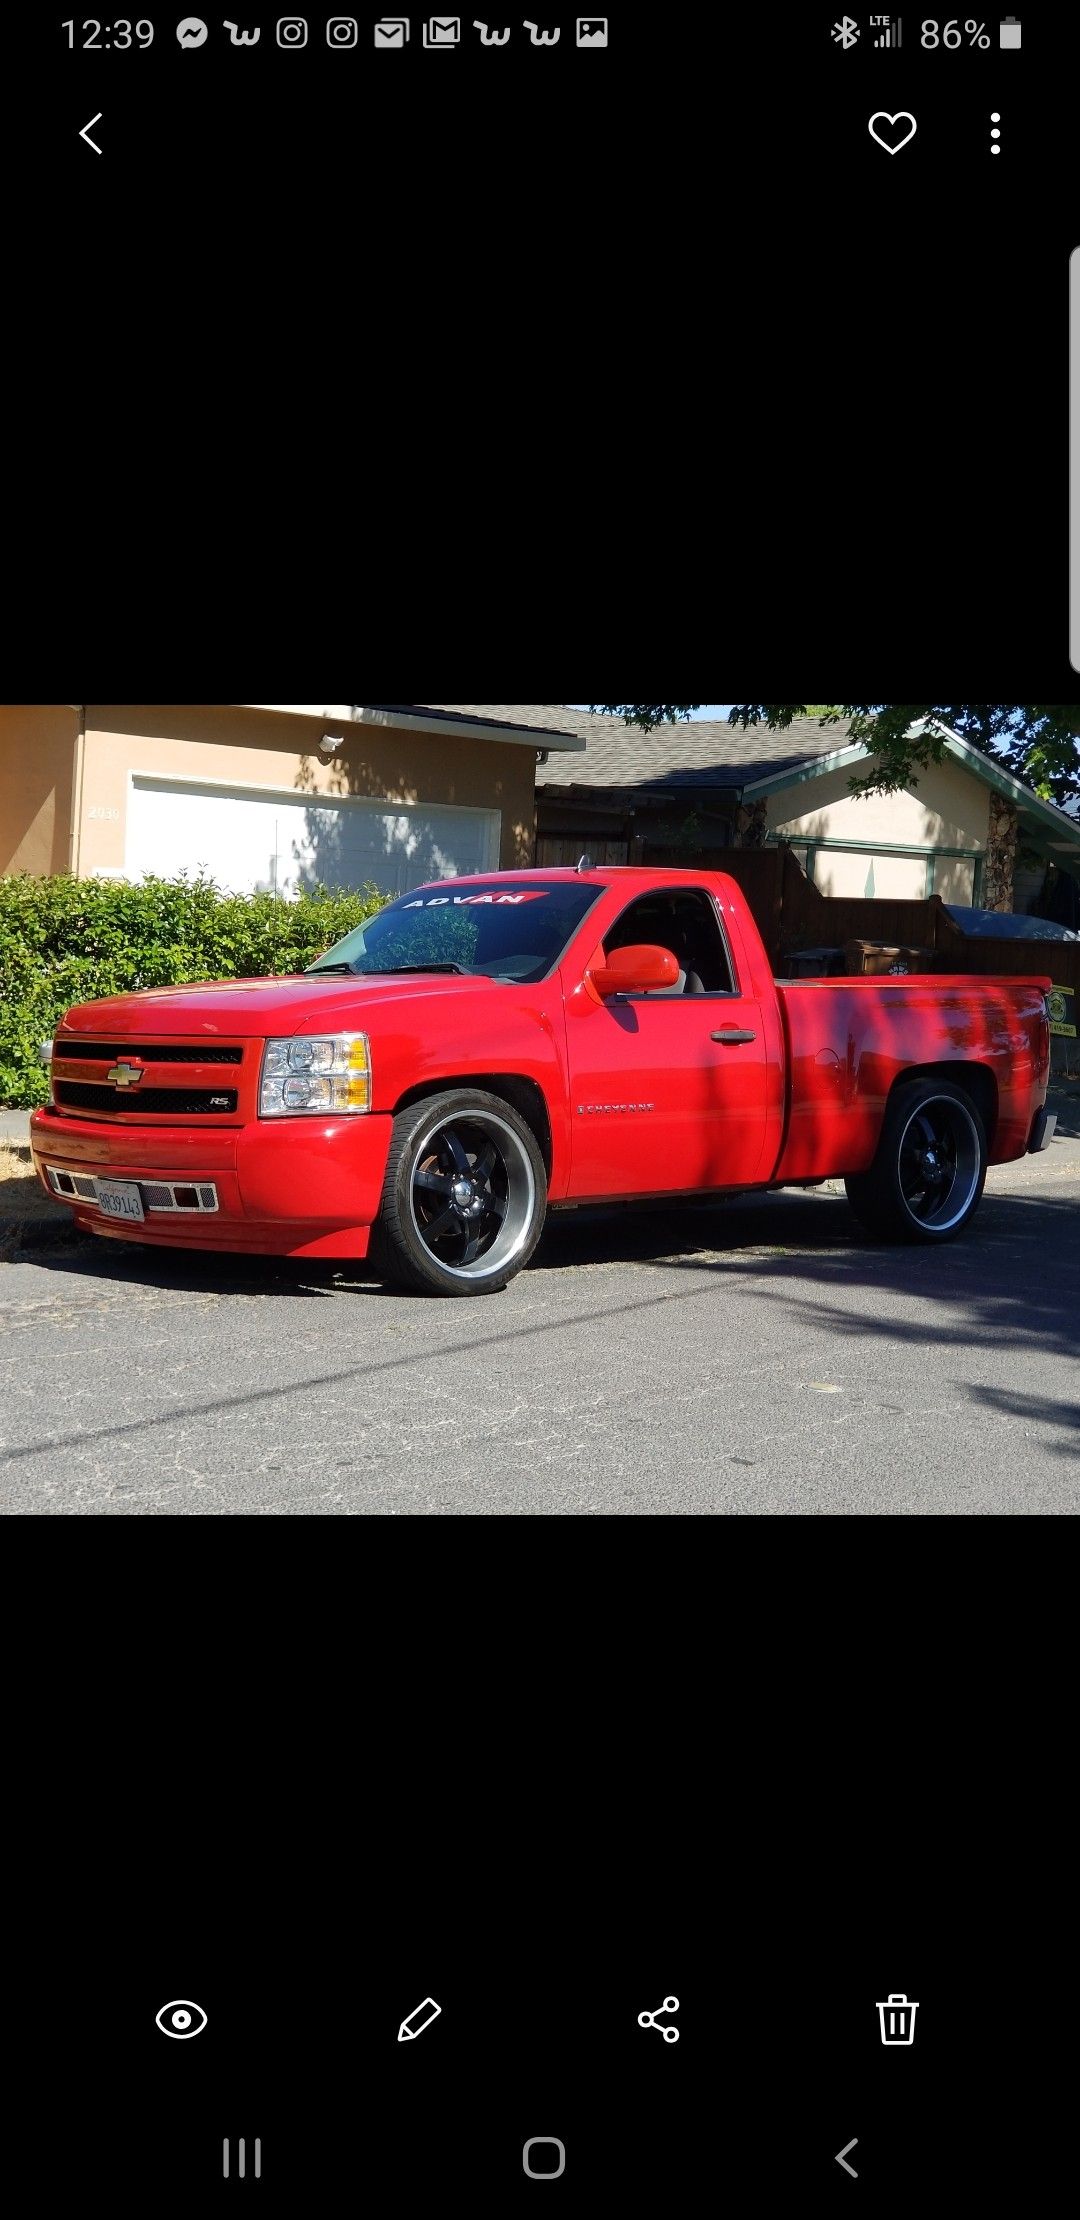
left=589, top=943, right=680, bottom=997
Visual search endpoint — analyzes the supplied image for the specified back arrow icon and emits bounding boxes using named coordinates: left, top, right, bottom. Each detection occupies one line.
left=79, top=113, right=103, bottom=154
left=835, top=2138, right=858, bottom=2179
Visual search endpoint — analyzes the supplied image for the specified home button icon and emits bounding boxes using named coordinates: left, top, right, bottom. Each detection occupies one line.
left=523, top=2137, right=566, bottom=2179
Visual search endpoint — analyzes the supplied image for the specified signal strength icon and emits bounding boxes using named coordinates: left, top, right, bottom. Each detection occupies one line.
left=871, top=13, right=903, bottom=40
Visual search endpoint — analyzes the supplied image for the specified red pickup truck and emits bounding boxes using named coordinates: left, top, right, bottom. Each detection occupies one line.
left=30, top=867, right=1055, bottom=1296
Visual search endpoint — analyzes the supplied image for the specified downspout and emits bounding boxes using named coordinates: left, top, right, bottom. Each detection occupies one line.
left=67, top=705, right=86, bottom=877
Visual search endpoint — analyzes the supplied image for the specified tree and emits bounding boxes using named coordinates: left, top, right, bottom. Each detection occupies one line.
left=591, top=704, right=1080, bottom=812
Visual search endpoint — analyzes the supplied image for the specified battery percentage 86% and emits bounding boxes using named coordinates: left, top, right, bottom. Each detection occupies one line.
left=920, top=18, right=991, bottom=43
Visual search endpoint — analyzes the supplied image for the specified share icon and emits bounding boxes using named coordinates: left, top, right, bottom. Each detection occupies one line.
left=637, top=1995, right=679, bottom=2042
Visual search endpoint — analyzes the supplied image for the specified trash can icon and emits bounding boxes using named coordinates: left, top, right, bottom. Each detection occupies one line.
left=877, top=1992, right=918, bottom=2045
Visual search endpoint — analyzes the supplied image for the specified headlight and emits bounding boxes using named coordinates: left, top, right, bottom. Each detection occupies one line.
left=259, top=1033, right=371, bottom=1117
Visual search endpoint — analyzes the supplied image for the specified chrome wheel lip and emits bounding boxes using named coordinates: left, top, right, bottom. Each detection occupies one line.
left=408, top=1109, right=537, bottom=1281
left=897, top=1097, right=982, bottom=1232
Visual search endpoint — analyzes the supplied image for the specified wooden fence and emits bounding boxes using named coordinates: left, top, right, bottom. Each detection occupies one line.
left=635, top=840, right=1080, bottom=993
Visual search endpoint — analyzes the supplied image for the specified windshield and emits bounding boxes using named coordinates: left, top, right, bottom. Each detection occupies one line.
left=305, top=881, right=604, bottom=985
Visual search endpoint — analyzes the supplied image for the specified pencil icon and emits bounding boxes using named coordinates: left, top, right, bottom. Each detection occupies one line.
left=397, top=1997, right=442, bottom=2042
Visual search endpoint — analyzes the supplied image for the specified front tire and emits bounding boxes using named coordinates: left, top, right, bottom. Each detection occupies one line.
left=373, top=1089, right=548, bottom=1295
left=844, top=1079, right=988, bottom=1243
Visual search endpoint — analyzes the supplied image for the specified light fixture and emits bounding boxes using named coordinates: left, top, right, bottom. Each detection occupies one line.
left=319, top=734, right=344, bottom=758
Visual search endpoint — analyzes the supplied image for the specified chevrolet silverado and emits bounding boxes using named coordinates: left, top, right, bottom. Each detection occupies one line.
left=30, top=868, right=1056, bottom=1295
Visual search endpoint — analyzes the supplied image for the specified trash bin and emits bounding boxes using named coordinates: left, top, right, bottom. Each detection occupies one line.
left=782, top=947, right=844, bottom=978
left=876, top=1992, right=918, bottom=2045
left=843, top=941, right=931, bottom=978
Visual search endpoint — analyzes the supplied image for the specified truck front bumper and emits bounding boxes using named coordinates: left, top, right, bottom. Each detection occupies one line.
left=28, top=1107, right=394, bottom=1259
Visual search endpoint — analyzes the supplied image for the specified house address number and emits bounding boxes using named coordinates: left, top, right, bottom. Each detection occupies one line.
left=87, top=806, right=120, bottom=820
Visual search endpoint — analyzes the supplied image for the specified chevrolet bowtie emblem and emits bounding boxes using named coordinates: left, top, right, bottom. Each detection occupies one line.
left=107, top=1061, right=144, bottom=1087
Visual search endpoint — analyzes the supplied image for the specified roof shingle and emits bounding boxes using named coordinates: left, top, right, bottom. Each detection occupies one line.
left=419, top=706, right=853, bottom=791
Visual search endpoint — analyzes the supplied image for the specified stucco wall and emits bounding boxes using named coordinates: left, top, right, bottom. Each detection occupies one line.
left=928, top=853, right=978, bottom=903
left=769, top=753, right=991, bottom=853
left=73, top=706, right=537, bottom=878
left=0, top=705, right=79, bottom=875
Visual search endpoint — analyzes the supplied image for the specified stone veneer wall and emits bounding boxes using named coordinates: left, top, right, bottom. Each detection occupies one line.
left=983, top=792, right=1018, bottom=911
left=734, top=798, right=768, bottom=848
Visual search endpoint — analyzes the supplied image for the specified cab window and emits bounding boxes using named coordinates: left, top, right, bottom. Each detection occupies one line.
left=602, top=889, right=737, bottom=995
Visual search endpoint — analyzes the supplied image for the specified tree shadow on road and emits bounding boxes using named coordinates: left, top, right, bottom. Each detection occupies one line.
left=973, top=1384, right=1079, bottom=1455
left=9, top=1184, right=1079, bottom=1373
left=536, top=1186, right=1079, bottom=1477
left=535, top=1186, right=1080, bottom=1368
left=3, top=1186, right=1075, bottom=1489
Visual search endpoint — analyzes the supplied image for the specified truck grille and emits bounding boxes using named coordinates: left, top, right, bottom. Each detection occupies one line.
left=49, top=1037, right=248, bottom=1118
left=53, top=1040, right=243, bottom=1065
left=53, top=1082, right=238, bottom=1116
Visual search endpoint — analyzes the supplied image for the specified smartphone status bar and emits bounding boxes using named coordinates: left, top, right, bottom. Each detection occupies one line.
left=57, top=16, right=612, bottom=49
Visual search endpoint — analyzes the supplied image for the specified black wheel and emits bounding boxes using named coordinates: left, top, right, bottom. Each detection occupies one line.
left=373, top=1089, right=548, bottom=1295
left=844, top=1079, right=988, bottom=1243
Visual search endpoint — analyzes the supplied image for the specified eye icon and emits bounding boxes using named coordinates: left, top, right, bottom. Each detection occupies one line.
left=156, top=1999, right=208, bottom=2039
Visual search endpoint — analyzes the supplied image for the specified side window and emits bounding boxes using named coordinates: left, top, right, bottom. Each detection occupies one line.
left=603, top=891, right=737, bottom=994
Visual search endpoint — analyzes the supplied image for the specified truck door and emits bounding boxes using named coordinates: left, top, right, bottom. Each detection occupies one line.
left=563, top=887, right=773, bottom=1201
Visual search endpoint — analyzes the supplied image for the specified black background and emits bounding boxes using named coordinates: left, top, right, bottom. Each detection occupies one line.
left=17, top=1890, right=1069, bottom=2208
left=3, top=7, right=1076, bottom=685
left=9, top=1591, right=1074, bottom=2211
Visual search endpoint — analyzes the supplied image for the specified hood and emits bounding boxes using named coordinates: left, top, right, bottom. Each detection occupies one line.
left=56, top=972, right=500, bottom=1037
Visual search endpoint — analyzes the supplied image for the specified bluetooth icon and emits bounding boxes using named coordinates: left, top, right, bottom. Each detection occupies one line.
left=831, top=15, right=861, bottom=44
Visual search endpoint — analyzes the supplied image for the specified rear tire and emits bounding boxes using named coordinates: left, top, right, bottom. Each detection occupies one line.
left=372, top=1089, right=548, bottom=1295
left=844, top=1079, right=988, bottom=1244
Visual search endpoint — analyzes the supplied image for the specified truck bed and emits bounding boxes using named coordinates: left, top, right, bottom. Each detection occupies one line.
left=772, top=971, right=1052, bottom=1182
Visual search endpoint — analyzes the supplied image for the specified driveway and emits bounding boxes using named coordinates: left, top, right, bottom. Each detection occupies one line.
left=1, top=1092, right=1077, bottom=1514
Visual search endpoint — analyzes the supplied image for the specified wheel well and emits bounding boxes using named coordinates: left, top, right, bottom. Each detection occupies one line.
left=888, top=1062, right=998, bottom=1148
left=391, top=1074, right=553, bottom=1176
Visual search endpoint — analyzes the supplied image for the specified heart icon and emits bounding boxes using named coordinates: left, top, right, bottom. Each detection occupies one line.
left=868, top=111, right=917, bottom=154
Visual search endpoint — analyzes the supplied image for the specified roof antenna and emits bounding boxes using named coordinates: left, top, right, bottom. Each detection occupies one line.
left=576, top=854, right=593, bottom=873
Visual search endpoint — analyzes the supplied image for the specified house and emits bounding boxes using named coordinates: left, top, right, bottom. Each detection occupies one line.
left=532, top=708, right=1080, bottom=913
left=5, top=703, right=1076, bottom=919
left=0, top=704, right=585, bottom=896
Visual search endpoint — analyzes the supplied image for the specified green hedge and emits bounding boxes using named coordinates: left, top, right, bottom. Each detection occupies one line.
left=0, top=872, right=389, bottom=1108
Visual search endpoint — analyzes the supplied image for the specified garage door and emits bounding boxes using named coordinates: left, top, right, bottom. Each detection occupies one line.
left=125, top=777, right=501, bottom=897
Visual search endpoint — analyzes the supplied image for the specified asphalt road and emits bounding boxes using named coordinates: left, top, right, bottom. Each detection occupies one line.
left=2, top=1103, right=1077, bottom=1515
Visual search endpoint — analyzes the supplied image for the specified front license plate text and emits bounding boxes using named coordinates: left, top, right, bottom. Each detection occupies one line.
left=96, top=1180, right=145, bottom=1222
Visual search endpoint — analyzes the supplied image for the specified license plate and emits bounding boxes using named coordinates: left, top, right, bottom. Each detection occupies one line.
left=96, top=1179, right=145, bottom=1223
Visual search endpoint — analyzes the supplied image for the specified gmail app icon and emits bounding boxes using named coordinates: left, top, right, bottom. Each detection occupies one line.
left=423, top=14, right=460, bottom=42
left=374, top=16, right=409, bottom=42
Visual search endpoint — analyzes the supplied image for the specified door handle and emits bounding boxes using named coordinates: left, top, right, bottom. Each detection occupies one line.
left=710, top=1028, right=757, bottom=1044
